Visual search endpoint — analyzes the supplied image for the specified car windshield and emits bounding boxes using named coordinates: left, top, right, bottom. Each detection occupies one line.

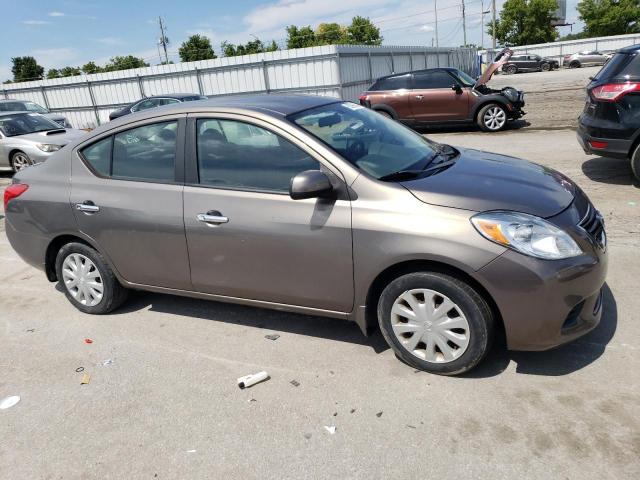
left=0, top=113, right=62, bottom=137
left=453, top=69, right=476, bottom=87
left=23, top=102, right=48, bottom=114
left=289, top=102, right=439, bottom=179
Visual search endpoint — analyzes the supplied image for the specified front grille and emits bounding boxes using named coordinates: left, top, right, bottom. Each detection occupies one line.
left=579, top=203, right=606, bottom=250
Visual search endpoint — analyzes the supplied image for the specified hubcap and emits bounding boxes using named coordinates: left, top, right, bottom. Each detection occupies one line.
left=483, top=107, right=506, bottom=131
left=12, top=153, right=31, bottom=171
left=390, top=289, right=470, bottom=363
left=61, top=253, right=104, bottom=307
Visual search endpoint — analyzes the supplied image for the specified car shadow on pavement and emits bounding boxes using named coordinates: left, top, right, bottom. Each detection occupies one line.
left=464, top=283, right=618, bottom=378
left=115, top=291, right=392, bottom=354
left=582, top=156, right=639, bottom=187
left=413, top=119, right=530, bottom=135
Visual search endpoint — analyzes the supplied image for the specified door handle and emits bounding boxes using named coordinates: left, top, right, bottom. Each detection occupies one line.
left=76, top=201, right=99, bottom=213
left=415, top=95, right=424, bottom=100
left=197, top=211, right=229, bottom=225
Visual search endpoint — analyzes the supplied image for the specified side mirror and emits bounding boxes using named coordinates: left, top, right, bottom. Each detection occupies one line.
left=452, top=84, right=463, bottom=94
left=290, top=170, right=333, bottom=200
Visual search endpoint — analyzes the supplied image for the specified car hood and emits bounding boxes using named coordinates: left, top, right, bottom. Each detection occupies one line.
left=10, top=128, right=87, bottom=145
left=475, top=48, right=514, bottom=88
left=400, top=148, right=576, bottom=218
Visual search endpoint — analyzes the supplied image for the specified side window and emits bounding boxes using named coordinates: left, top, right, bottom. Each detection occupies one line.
left=80, top=136, right=111, bottom=176
left=196, top=119, right=319, bottom=193
left=412, top=71, right=455, bottom=89
left=132, top=99, right=158, bottom=112
left=373, top=74, right=411, bottom=90
left=112, top=121, right=177, bottom=181
left=159, top=98, right=180, bottom=106
left=0, top=102, right=25, bottom=112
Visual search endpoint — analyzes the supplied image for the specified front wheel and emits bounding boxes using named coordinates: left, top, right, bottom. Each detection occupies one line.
left=55, top=242, right=128, bottom=314
left=541, top=63, right=551, bottom=72
left=631, top=143, right=640, bottom=182
left=477, top=103, right=508, bottom=132
left=377, top=272, right=494, bottom=375
left=505, top=65, right=517, bottom=75
left=569, top=61, right=581, bottom=69
left=10, top=151, right=33, bottom=172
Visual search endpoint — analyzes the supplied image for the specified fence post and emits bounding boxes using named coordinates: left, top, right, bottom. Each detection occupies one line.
left=195, top=68, right=204, bottom=95
left=368, top=51, right=373, bottom=83
left=86, top=80, right=100, bottom=127
left=137, top=75, right=145, bottom=98
left=3, top=89, right=8, bottom=99
left=261, top=60, right=270, bottom=94
left=409, top=46, right=413, bottom=71
left=390, top=51, right=395, bottom=73
left=40, top=86, right=50, bottom=110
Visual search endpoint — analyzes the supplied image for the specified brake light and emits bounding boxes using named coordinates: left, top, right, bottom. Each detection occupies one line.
left=589, top=140, right=609, bottom=149
left=3, top=184, right=29, bottom=210
left=591, top=83, right=640, bottom=102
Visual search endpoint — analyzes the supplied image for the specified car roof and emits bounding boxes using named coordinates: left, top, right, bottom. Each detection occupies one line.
left=142, top=93, right=204, bottom=100
left=618, top=44, right=640, bottom=54
left=374, top=67, right=460, bottom=82
left=0, top=99, right=31, bottom=103
left=0, top=110, right=32, bottom=116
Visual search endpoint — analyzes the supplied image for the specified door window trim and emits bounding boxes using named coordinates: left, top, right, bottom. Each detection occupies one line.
left=184, top=113, right=347, bottom=196
left=410, top=70, right=459, bottom=90
left=75, top=114, right=186, bottom=185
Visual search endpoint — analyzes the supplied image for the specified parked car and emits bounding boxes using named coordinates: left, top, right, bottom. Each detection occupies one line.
left=563, top=50, right=612, bottom=69
left=0, top=99, right=72, bottom=128
left=108, top=93, right=208, bottom=120
left=0, top=112, right=86, bottom=172
left=502, top=54, right=559, bottom=74
left=577, top=44, right=640, bottom=180
left=5, top=95, right=608, bottom=375
left=359, top=48, right=525, bottom=132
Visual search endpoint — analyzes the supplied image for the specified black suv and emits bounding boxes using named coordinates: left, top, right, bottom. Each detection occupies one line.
left=502, top=54, right=559, bottom=74
left=578, top=44, right=640, bottom=180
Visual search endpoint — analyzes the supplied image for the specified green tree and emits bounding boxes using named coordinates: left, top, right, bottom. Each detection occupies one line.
left=102, top=55, right=149, bottom=72
left=286, top=25, right=317, bottom=49
left=60, top=66, right=81, bottom=77
left=577, top=0, right=640, bottom=37
left=221, top=38, right=278, bottom=57
left=487, top=0, right=559, bottom=46
left=346, top=16, right=382, bottom=45
left=11, top=56, right=44, bottom=82
left=46, top=68, right=61, bottom=79
left=265, top=40, right=279, bottom=52
left=82, top=61, right=102, bottom=74
left=179, top=34, right=217, bottom=62
left=315, top=23, right=347, bottom=45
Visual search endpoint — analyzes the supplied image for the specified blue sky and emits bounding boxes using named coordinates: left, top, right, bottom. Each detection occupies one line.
left=1, top=0, right=583, bottom=82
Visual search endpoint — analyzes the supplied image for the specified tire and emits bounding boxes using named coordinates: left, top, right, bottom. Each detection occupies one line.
left=477, top=103, right=508, bottom=132
left=631, top=143, right=640, bottom=182
left=505, top=65, right=517, bottom=75
left=55, top=242, right=128, bottom=314
left=541, top=63, right=551, bottom=72
left=377, top=272, right=494, bottom=375
left=569, top=61, right=581, bottom=69
left=10, top=151, right=33, bottom=173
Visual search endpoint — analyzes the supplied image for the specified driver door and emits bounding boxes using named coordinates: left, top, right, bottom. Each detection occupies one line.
left=409, top=70, right=470, bottom=121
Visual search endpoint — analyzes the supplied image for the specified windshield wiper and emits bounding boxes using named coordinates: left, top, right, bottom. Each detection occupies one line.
left=378, top=159, right=457, bottom=182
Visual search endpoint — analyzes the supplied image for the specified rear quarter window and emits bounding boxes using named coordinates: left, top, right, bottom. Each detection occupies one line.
left=593, top=53, right=639, bottom=81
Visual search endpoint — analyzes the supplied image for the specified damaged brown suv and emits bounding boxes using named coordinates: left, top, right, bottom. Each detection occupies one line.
left=359, top=49, right=525, bottom=132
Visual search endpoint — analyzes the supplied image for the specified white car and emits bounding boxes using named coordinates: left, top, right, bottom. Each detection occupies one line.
left=0, top=112, right=86, bottom=172
left=0, top=99, right=73, bottom=128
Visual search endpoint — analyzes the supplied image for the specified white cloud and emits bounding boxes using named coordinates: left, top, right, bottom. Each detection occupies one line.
left=49, top=11, right=66, bottom=17
left=420, top=25, right=434, bottom=32
left=96, top=37, right=126, bottom=46
left=22, top=20, right=51, bottom=25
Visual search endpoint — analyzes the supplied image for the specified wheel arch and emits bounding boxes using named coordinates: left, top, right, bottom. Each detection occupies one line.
left=471, top=97, right=510, bottom=123
left=362, top=259, right=505, bottom=338
left=371, top=104, right=398, bottom=119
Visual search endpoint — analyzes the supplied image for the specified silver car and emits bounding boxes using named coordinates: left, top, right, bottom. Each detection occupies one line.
left=0, top=112, right=86, bottom=171
left=0, top=99, right=73, bottom=128
left=563, top=50, right=612, bottom=68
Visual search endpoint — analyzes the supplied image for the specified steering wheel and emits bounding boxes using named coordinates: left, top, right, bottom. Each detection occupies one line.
left=347, top=139, right=366, bottom=160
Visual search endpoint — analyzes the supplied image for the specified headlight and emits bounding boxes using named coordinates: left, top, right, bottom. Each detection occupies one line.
left=36, top=144, right=62, bottom=152
left=471, top=211, right=582, bottom=260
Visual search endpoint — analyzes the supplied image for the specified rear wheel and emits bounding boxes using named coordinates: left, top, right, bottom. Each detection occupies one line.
left=477, top=103, right=508, bottom=132
left=10, top=151, right=32, bottom=172
left=377, top=272, right=494, bottom=375
left=505, top=65, right=517, bottom=75
left=631, top=143, right=640, bottom=182
left=55, top=242, right=128, bottom=314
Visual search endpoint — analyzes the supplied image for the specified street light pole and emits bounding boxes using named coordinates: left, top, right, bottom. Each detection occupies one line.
left=492, top=0, right=497, bottom=50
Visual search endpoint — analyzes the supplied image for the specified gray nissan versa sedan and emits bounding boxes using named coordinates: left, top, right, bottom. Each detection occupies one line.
left=4, top=95, right=608, bottom=375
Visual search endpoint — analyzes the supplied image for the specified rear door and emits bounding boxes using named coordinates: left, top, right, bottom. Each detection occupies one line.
left=70, top=115, right=191, bottom=290
left=368, top=74, right=413, bottom=120
left=409, top=70, right=469, bottom=121
left=182, top=114, right=354, bottom=312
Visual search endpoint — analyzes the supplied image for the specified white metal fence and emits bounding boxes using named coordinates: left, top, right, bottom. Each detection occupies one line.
left=482, top=32, right=640, bottom=63
left=2, top=45, right=478, bottom=129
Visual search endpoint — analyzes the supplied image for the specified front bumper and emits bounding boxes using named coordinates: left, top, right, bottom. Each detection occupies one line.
left=476, top=207, right=608, bottom=351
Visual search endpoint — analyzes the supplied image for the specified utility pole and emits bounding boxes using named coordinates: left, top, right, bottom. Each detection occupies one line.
left=492, top=0, right=497, bottom=50
left=462, top=0, right=467, bottom=46
left=434, top=0, right=439, bottom=48
left=158, top=16, right=169, bottom=64
left=481, top=2, right=491, bottom=48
